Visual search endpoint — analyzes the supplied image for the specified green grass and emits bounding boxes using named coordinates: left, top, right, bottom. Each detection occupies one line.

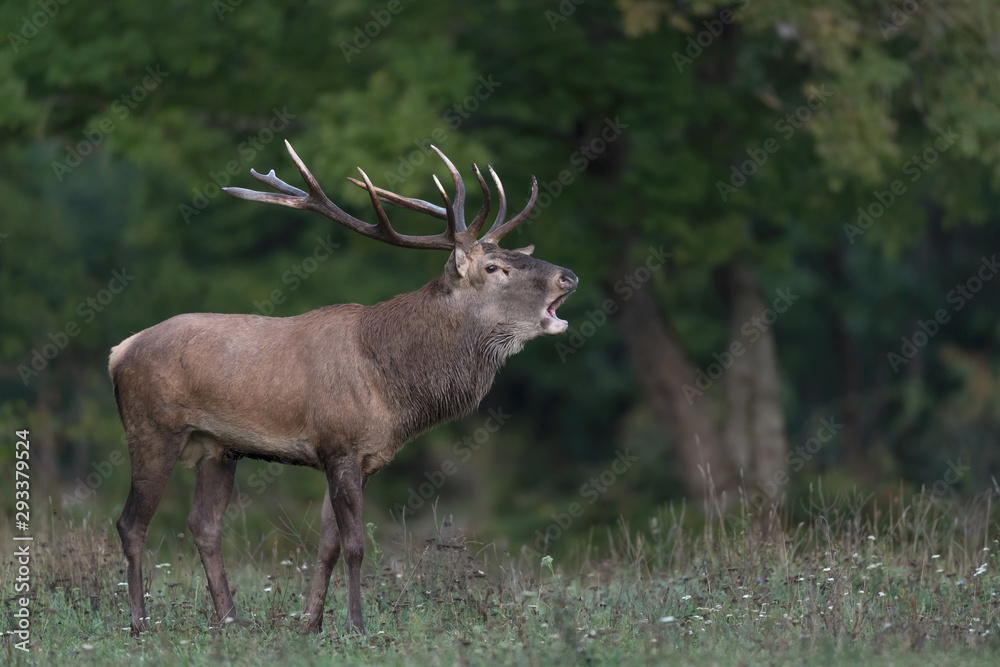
left=3, top=487, right=1000, bottom=665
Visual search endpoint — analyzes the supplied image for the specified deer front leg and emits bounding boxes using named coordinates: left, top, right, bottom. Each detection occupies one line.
left=324, top=459, right=366, bottom=634
left=303, top=487, right=341, bottom=634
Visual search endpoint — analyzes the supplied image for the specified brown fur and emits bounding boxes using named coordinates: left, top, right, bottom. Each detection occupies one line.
left=111, top=240, right=576, bottom=635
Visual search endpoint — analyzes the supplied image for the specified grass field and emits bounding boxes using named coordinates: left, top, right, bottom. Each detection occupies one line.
left=3, top=487, right=1000, bottom=666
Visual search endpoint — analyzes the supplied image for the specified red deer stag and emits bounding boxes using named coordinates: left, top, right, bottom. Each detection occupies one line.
left=109, top=140, right=577, bottom=635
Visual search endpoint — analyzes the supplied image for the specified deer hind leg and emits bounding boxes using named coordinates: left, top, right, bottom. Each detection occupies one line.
left=187, top=449, right=238, bottom=625
left=303, top=487, right=341, bottom=634
left=116, top=430, right=180, bottom=635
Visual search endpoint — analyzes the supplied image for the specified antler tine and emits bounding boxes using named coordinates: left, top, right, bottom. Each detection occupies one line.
left=345, top=177, right=447, bottom=220
left=482, top=174, right=538, bottom=245
left=356, top=167, right=404, bottom=244
left=250, top=168, right=308, bottom=197
left=223, top=140, right=455, bottom=251
left=222, top=142, right=346, bottom=216
left=283, top=140, right=338, bottom=205
left=431, top=146, right=466, bottom=232
left=479, top=165, right=508, bottom=242
left=224, top=140, right=353, bottom=217
left=464, top=164, right=492, bottom=240
left=432, top=174, right=460, bottom=242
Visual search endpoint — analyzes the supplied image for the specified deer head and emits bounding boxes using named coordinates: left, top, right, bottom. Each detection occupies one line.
left=224, top=141, right=578, bottom=341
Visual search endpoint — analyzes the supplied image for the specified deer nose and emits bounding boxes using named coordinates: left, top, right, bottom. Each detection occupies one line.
left=558, top=271, right=578, bottom=292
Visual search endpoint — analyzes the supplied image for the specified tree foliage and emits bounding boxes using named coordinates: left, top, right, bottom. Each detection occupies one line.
left=1, top=0, right=999, bottom=546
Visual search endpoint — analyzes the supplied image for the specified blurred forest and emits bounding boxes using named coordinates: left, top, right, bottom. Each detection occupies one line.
left=2, top=0, right=1000, bottom=554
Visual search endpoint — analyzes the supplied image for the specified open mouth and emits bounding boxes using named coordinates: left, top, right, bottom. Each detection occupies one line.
left=542, top=293, right=570, bottom=333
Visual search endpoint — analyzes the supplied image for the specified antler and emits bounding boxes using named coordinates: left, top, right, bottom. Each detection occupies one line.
left=346, top=155, right=538, bottom=247
left=225, top=141, right=537, bottom=249
left=224, top=140, right=459, bottom=250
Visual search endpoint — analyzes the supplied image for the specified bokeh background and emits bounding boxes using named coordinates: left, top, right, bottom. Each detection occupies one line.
left=2, top=0, right=999, bottom=557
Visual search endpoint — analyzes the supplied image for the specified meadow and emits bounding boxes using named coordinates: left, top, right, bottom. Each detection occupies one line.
left=3, top=486, right=999, bottom=666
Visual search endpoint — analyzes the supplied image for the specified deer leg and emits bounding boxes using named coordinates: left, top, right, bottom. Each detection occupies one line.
left=325, top=459, right=366, bottom=634
left=303, top=487, right=341, bottom=634
left=116, top=441, right=176, bottom=635
left=187, top=454, right=238, bottom=625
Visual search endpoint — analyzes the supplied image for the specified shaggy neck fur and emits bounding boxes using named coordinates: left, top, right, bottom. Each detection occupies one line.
left=359, top=277, right=526, bottom=446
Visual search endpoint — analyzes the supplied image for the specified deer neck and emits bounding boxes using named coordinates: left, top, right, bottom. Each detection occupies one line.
left=360, top=278, right=514, bottom=443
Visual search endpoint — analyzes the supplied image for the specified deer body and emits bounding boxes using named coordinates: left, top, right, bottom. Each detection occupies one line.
left=111, top=143, right=576, bottom=636
left=112, top=272, right=536, bottom=477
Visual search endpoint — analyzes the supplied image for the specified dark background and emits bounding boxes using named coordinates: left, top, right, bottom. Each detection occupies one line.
left=2, top=0, right=999, bottom=555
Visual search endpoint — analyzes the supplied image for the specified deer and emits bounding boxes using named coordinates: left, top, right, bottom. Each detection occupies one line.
left=109, top=139, right=578, bottom=636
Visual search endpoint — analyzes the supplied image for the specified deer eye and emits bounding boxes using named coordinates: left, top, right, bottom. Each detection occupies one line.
left=485, top=265, right=498, bottom=274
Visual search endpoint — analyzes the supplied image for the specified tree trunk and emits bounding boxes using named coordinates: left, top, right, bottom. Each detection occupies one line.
left=36, top=372, right=60, bottom=500
left=613, top=263, right=735, bottom=503
left=720, top=260, right=788, bottom=498
left=613, top=253, right=788, bottom=508
left=825, top=245, right=871, bottom=478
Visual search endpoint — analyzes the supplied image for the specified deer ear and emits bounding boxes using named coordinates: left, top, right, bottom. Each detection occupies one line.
left=513, top=245, right=535, bottom=256
left=449, top=245, right=472, bottom=278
